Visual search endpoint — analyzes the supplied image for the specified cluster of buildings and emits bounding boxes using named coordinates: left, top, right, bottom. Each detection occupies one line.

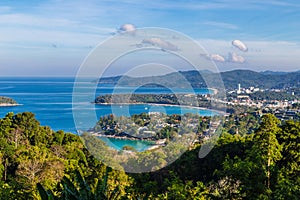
left=228, top=84, right=262, bottom=95
left=273, top=110, right=299, bottom=120
left=227, top=84, right=299, bottom=109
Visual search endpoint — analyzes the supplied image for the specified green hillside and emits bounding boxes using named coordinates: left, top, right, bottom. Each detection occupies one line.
left=0, top=112, right=299, bottom=199
left=98, top=69, right=300, bottom=90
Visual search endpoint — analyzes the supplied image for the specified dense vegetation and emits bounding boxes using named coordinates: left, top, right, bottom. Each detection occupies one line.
left=95, top=93, right=210, bottom=107
left=95, top=94, right=182, bottom=105
left=0, top=112, right=131, bottom=199
left=0, top=112, right=299, bottom=199
left=98, top=69, right=300, bottom=90
left=0, top=96, right=18, bottom=105
left=249, top=91, right=299, bottom=101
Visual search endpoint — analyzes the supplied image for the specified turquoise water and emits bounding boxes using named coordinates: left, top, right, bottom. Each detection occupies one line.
left=0, top=77, right=217, bottom=151
left=98, top=136, right=154, bottom=151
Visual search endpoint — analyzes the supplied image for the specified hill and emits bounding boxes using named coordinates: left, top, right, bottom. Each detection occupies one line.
left=98, top=69, right=300, bottom=90
left=222, top=70, right=300, bottom=89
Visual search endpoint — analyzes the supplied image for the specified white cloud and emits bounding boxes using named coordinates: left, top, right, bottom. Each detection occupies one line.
left=119, top=24, right=136, bottom=32
left=201, top=53, right=226, bottom=62
left=198, top=39, right=300, bottom=71
left=228, top=52, right=245, bottom=63
left=232, top=40, right=248, bottom=52
left=141, top=37, right=179, bottom=51
left=210, top=54, right=226, bottom=62
left=0, top=0, right=299, bottom=75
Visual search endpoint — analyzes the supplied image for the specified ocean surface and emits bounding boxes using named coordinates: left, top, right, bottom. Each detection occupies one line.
left=0, top=77, right=217, bottom=151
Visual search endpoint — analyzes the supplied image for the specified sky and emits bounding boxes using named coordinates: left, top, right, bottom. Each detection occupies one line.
left=1, top=0, right=300, bottom=76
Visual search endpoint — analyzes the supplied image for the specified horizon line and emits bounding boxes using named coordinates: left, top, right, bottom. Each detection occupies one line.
left=0, top=68, right=299, bottom=78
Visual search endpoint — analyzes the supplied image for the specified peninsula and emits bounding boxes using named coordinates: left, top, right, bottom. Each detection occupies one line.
left=95, top=93, right=212, bottom=108
left=89, top=112, right=208, bottom=151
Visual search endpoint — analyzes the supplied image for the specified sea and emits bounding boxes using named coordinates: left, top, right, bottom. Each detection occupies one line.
left=0, top=77, right=217, bottom=151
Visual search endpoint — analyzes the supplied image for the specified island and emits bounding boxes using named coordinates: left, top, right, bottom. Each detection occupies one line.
left=0, top=96, right=19, bottom=107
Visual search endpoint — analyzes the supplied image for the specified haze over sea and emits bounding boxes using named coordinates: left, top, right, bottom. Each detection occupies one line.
left=0, top=77, right=217, bottom=150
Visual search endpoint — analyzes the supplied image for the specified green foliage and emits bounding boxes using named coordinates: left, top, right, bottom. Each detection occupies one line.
left=38, top=167, right=121, bottom=200
left=250, top=114, right=282, bottom=191
left=215, top=114, right=298, bottom=199
left=156, top=179, right=209, bottom=200
left=0, top=111, right=299, bottom=199
left=223, top=113, right=259, bottom=135
left=273, top=120, right=300, bottom=199
left=37, top=183, right=56, bottom=200
left=249, top=90, right=299, bottom=101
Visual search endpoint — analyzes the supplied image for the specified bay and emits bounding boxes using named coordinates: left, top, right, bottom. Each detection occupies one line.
left=0, top=77, right=217, bottom=151
left=98, top=136, right=154, bottom=152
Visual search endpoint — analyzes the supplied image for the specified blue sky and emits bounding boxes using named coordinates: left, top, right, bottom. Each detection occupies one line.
left=0, top=0, right=300, bottom=76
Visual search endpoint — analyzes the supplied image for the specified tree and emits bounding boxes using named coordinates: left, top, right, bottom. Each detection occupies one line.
left=273, top=120, right=300, bottom=199
left=12, top=112, right=41, bottom=143
left=37, top=167, right=121, bottom=200
left=250, top=114, right=282, bottom=192
left=156, top=175, right=209, bottom=200
left=216, top=114, right=282, bottom=199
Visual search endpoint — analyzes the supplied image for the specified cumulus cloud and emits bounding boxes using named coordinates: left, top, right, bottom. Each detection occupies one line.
left=232, top=40, right=248, bottom=52
left=210, top=54, right=226, bottom=62
left=228, top=52, right=245, bottom=63
left=141, top=37, right=179, bottom=51
left=201, top=53, right=226, bottom=62
left=119, top=23, right=136, bottom=33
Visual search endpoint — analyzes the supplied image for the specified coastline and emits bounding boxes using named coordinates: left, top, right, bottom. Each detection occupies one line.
left=208, top=87, right=218, bottom=95
left=92, top=132, right=165, bottom=143
left=91, top=132, right=166, bottom=151
left=0, top=103, right=21, bottom=107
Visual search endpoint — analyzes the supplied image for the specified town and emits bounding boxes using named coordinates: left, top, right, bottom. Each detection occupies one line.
left=224, top=83, right=300, bottom=120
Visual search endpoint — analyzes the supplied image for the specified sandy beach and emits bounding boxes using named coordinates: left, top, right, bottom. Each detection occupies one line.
left=0, top=103, right=21, bottom=107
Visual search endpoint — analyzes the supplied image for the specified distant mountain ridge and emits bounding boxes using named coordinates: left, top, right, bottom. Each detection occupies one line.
left=221, top=69, right=300, bottom=89
left=260, top=70, right=290, bottom=75
left=99, top=69, right=300, bottom=90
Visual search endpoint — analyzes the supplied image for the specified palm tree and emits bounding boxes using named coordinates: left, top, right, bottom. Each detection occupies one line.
left=37, top=167, right=121, bottom=200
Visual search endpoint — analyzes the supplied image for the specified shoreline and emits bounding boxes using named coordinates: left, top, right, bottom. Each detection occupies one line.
left=92, top=132, right=165, bottom=143
left=0, top=103, right=22, bottom=107
left=91, top=132, right=166, bottom=150
left=208, top=87, right=218, bottom=95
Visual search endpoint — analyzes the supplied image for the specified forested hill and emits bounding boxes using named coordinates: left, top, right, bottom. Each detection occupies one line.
left=0, top=112, right=299, bottom=199
left=220, top=70, right=300, bottom=89
left=99, top=69, right=300, bottom=90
